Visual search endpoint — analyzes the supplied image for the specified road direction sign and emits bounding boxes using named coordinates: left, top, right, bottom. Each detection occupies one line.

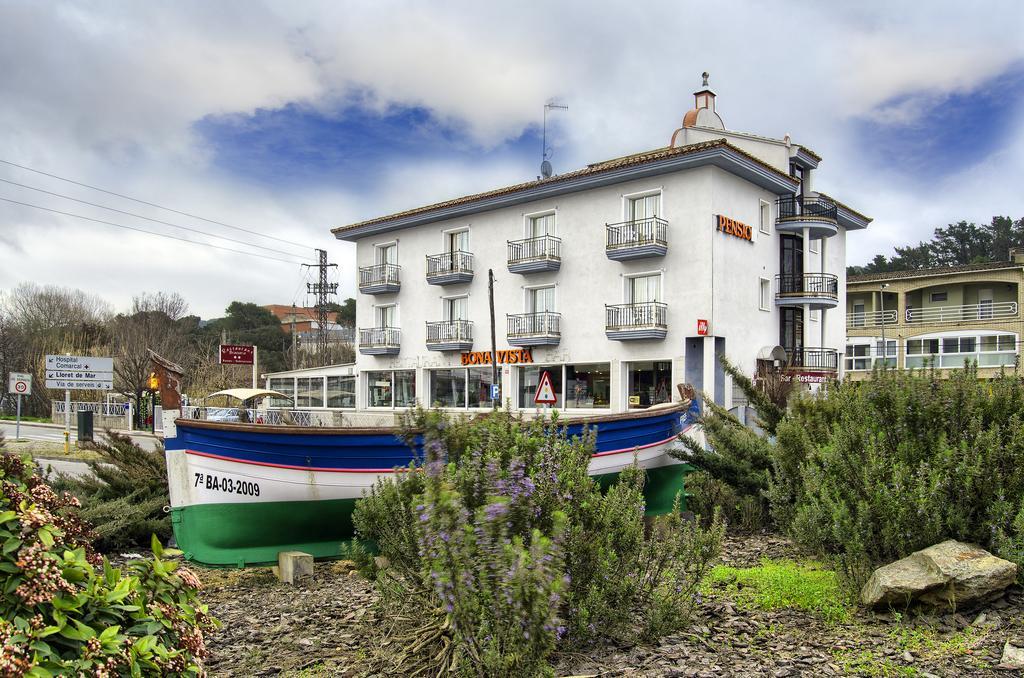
left=8, top=372, right=31, bottom=395
left=45, top=355, right=113, bottom=372
left=45, top=355, right=114, bottom=390
left=533, top=370, right=557, bottom=405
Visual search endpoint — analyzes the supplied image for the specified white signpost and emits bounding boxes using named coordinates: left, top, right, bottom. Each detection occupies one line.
left=45, top=355, right=114, bottom=454
left=7, top=372, right=32, bottom=440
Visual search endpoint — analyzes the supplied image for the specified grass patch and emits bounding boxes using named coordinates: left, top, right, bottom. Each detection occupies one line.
left=889, top=621, right=987, bottom=661
left=3, top=438, right=103, bottom=461
left=704, top=559, right=852, bottom=624
left=833, top=649, right=917, bottom=677
left=0, top=414, right=50, bottom=423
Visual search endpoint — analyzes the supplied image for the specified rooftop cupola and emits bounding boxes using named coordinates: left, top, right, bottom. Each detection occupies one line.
left=682, top=72, right=725, bottom=131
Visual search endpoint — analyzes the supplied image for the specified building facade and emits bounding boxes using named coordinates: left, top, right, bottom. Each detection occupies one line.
left=845, top=254, right=1024, bottom=378
left=329, top=77, right=870, bottom=416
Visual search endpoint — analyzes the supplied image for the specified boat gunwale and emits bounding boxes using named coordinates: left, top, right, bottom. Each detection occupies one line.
left=172, top=401, right=689, bottom=436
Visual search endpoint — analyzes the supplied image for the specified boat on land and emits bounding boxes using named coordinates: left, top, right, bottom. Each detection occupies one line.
left=163, top=401, right=701, bottom=567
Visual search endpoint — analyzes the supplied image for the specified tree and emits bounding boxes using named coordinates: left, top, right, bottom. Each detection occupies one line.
left=327, top=298, right=356, bottom=327
left=890, top=242, right=933, bottom=270
left=928, top=221, right=991, bottom=266
left=984, top=216, right=1024, bottom=262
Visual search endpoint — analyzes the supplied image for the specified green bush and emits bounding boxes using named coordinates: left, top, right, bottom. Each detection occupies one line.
left=783, top=366, right=1024, bottom=587
left=52, top=431, right=171, bottom=552
left=0, top=452, right=217, bottom=675
left=353, top=408, right=723, bottom=676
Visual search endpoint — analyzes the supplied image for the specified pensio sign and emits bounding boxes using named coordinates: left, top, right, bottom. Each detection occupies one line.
left=716, top=215, right=753, bottom=242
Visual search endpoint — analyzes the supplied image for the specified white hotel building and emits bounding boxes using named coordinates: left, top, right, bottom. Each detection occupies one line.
left=297, top=77, right=871, bottom=417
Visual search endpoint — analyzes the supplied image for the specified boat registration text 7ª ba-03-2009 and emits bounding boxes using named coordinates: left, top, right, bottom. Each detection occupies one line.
left=193, top=472, right=261, bottom=497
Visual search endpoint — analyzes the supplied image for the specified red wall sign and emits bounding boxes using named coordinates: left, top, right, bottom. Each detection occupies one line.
left=219, top=344, right=255, bottom=365
left=697, top=319, right=709, bottom=336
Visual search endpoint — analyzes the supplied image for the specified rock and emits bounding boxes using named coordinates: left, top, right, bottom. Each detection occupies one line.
left=276, top=551, right=314, bottom=585
left=999, top=641, right=1024, bottom=670
left=860, top=540, right=1018, bottom=609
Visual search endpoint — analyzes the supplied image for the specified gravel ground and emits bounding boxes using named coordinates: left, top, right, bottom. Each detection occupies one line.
left=198, top=535, right=1024, bottom=677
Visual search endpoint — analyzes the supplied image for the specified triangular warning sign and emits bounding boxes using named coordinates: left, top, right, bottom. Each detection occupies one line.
left=534, top=370, right=558, bottom=405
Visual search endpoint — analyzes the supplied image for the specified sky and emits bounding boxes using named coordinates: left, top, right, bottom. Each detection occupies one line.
left=2, top=0, right=1024, bottom=319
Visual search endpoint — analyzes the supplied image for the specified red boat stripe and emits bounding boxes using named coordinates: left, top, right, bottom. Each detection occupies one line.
left=182, top=424, right=692, bottom=474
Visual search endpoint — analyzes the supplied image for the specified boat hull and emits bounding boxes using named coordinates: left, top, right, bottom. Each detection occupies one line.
left=165, top=405, right=699, bottom=567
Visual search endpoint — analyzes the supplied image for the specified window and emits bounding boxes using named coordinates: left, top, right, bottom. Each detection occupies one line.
left=875, top=340, right=897, bottom=367
left=852, top=303, right=865, bottom=327
left=519, top=366, right=563, bottom=409
left=297, top=377, right=324, bottom=408
left=446, top=229, right=469, bottom=253
left=626, top=361, right=672, bottom=409
left=627, top=274, right=661, bottom=304
left=326, top=376, right=355, bottom=408
left=844, top=344, right=871, bottom=371
left=375, top=243, right=397, bottom=265
left=444, top=296, right=468, bottom=320
left=907, top=334, right=1017, bottom=369
left=366, top=370, right=416, bottom=408
left=429, top=367, right=495, bottom=408
left=528, top=213, right=555, bottom=237
left=517, top=364, right=610, bottom=409
left=907, top=338, right=940, bottom=355
left=627, top=193, right=660, bottom=223
left=565, top=363, right=611, bottom=408
left=527, top=286, right=556, bottom=313
left=759, top=278, right=771, bottom=311
left=930, top=291, right=948, bottom=303
left=759, top=200, right=771, bottom=235
left=375, top=304, right=396, bottom=328
left=466, top=368, right=496, bottom=408
left=268, top=378, right=295, bottom=408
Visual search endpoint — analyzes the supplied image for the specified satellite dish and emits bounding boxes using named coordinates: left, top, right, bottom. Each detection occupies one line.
left=540, top=160, right=553, bottom=179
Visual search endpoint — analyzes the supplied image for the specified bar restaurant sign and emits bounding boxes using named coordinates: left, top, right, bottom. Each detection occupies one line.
left=461, top=349, right=534, bottom=366
left=716, top=215, right=753, bottom=242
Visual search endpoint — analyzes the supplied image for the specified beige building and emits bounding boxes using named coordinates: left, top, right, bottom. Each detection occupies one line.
left=845, top=251, right=1024, bottom=378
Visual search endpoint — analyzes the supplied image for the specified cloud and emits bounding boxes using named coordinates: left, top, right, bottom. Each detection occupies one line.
left=1, top=0, right=1024, bottom=318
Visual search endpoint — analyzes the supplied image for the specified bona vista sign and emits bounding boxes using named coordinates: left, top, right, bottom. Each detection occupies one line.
left=716, top=215, right=753, bottom=242
left=461, top=349, right=534, bottom=366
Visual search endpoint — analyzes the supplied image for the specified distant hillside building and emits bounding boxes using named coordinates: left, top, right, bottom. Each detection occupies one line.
left=845, top=251, right=1024, bottom=378
left=264, top=304, right=354, bottom=344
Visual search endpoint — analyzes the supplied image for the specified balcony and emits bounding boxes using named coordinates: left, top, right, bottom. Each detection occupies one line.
left=507, top=312, right=561, bottom=347
left=906, top=301, right=1018, bottom=325
left=358, top=263, right=401, bottom=295
left=605, top=217, right=668, bottom=261
left=784, top=347, right=839, bottom=373
left=507, top=235, right=561, bottom=273
left=775, top=196, right=838, bottom=239
left=425, top=320, right=474, bottom=351
left=775, top=273, right=839, bottom=309
left=358, top=327, right=400, bottom=355
left=605, top=302, right=667, bottom=341
left=426, top=251, right=474, bottom=285
left=846, top=309, right=898, bottom=328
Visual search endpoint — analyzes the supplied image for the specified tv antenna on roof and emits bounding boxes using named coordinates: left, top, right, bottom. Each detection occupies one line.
left=541, top=100, right=568, bottom=179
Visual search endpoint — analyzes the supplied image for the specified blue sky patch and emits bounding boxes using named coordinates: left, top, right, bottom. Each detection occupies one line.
left=195, top=102, right=542, bottom=189
left=853, top=62, right=1024, bottom=181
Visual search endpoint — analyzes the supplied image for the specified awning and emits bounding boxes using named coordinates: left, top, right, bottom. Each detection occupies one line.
left=206, top=388, right=292, bottom=402
left=756, top=345, right=788, bottom=363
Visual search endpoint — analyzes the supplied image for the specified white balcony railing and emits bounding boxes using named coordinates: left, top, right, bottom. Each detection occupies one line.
left=846, top=309, right=897, bottom=328
left=906, top=301, right=1018, bottom=324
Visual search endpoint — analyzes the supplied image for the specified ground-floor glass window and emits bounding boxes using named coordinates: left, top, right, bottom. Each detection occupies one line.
left=466, top=367, right=496, bottom=408
left=327, top=376, right=356, bottom=408
left=366, top=370, right=417, bottom=408
left=297, top=377, right=324, bottom=408
left=428, top=367, right=496, bottom=408
left=519, top=365, right=563, bottom=409
left=565, top=363, right=611, bottom=408
left=626, top=361, right=671, bottom=409
left=268, top=377, right=295, bottom=408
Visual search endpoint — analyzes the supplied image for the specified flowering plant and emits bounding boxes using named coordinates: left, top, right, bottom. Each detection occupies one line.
left=0, top=452, right=217, bottom=676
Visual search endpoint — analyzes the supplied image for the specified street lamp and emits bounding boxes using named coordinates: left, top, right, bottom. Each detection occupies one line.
left=879, top=284, right=890, bottom=368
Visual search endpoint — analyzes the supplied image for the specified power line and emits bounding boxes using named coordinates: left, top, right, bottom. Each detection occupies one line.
left=0, top=176, right=314, bottom=261
left=0, top=196, right=307, bottom=266
left=0, top=158, right=313, bottom=252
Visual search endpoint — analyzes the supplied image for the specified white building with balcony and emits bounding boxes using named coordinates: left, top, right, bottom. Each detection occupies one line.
left=327, top=75, right=870, bottom=416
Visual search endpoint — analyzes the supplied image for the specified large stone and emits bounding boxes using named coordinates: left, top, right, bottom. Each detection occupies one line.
left=915, top=540, right=1018, bottom=608
left=999, top=641, right=1024, bottom=670
left=860, top=540, right=1018, bottom=610
left=276, top=551, right=314, bottom=585
left=860, top=554, right=946, bottom=608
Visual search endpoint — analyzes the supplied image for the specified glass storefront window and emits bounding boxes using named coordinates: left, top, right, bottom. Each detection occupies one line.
left=327, top=376, right=355, bottom=408
left=430, top=369, right=466, bottom=408
left=297, top=377, right=324, bottom=408
left=565, top=363, right=610, bottom=408
left=268, top=378, right=294, bottom=408
left=467, top=368, right=495, bottom=408
left=367, top=371, right=393, bottom=408
left=626, top=361, right=671, bottom=409
left=395, top=370, right=416, bottom=408
left=519, top=366, right=563, bottom=409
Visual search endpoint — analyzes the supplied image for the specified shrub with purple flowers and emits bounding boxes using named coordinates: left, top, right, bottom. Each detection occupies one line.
left=0, top=449, right=217, bottom=676
left=354, top=407, right=724, bottom=675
